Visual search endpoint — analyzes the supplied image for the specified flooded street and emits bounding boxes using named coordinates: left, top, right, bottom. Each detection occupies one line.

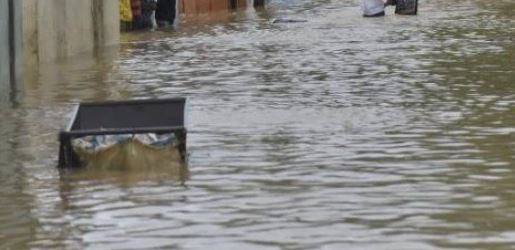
left=1, top=0, right=515, bottom=249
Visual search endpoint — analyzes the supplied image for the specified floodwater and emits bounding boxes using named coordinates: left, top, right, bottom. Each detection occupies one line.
left=1, top=0, right=515, bottom=249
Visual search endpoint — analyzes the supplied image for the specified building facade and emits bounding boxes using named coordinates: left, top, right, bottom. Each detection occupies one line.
left=22, top=0, right=119, bottom=65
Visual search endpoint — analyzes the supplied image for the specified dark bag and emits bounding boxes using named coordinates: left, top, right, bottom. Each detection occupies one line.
left=395, top=0, right=418, bottom=15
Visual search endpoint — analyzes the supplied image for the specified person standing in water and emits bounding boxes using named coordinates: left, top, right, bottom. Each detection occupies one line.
left=156, top=0, right=176, bottom=27
left=132, top=0, right=157, bottom=29
left=120, top=0, right=133, bottom=31
left=361, top=0, right=388, bottom=17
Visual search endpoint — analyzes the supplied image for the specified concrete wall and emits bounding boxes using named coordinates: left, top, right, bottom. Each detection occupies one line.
left=23, top=0, right=119, bottom=64
left=0, top=0, right=22, bottom=103
left=0, top=0, right=10, bottom=90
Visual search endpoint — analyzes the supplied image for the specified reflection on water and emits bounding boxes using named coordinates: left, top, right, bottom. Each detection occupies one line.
left=1, top=0, right=515, bottom=249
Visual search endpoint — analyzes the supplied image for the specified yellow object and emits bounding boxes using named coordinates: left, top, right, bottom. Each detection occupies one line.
left=120, top=0, right=133, bottom=22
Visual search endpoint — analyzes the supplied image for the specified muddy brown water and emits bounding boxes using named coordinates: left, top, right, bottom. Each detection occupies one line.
left=1, top=0, right=515, bottom=249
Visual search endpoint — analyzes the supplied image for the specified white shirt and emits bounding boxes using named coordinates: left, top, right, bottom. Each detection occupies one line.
left=361, top=0, right=385, bottom=16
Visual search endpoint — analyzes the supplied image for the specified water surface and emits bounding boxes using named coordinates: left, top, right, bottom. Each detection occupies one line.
left=1, top=0, right=515, bottom=249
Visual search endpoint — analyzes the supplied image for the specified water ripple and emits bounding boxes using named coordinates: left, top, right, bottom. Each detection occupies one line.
left=1, top=0, right=515, bottom=249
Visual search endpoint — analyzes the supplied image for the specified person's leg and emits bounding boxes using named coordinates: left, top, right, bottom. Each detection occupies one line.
left=151, top=10, right=157, bottom=28
left=169, top=0, right=176, bottom=24
left=132, top=16, right=142, bottom=29
left=254, top=0, right=265, bottom=7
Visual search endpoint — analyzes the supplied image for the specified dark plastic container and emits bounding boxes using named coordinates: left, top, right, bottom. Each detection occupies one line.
left=395, top=0, right=418, bottom=15
left=58, top=98, right=188, bottom=168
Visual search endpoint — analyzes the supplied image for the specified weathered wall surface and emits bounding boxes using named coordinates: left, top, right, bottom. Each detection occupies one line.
left=0, top=0, right=10, bottom=89
left=180, top=0, right=228, bottom=14
left=0, top=0, right=22, bottom=103
left=23, top=0, right=119, bottom=64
